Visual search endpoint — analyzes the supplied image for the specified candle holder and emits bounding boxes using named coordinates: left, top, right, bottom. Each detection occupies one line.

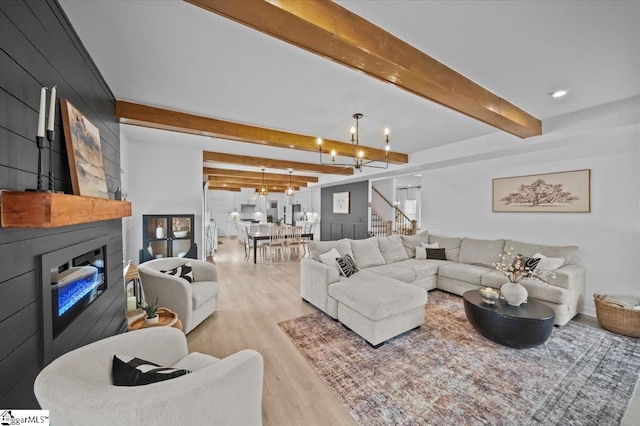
left=26, top=136, right=46, bottom=192
left=47, top=129, right=55, bottom=192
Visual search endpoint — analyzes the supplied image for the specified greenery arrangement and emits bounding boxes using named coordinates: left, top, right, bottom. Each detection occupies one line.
left=139, top=297, right=160, bottom=319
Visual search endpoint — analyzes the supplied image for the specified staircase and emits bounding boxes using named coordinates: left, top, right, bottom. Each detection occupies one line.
left=370, top=187, right=417, bottom=237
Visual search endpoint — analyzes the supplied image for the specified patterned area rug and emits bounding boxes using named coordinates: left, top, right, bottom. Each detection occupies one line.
left=279, top=291, right=640, bottom=425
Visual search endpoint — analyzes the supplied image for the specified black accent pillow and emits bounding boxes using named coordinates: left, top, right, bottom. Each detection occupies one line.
left=336, top=253, right=358, bottom=278
left=160, top=262, right=194, bottom=283
left=426, top=248, right=447, bottom=260
left=521, top=256, right=541, bottom=270
left=112, top=355, right=190, bottom=386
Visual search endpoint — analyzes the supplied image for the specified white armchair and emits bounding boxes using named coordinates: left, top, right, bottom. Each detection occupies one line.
left=138, top=258, right=219, bottom=334
left=34, top=327, right=264, bottom=426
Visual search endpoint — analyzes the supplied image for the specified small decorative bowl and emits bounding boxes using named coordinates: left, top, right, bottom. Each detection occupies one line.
left=173, top=230, right=188, bottom=238
left=479, top=287, right=500, bottom=304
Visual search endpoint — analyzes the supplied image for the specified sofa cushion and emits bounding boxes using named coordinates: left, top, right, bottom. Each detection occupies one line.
left=308, top=239, right=352, bottom=262
left=458, top=238, right=505, bottom=266
left=191, top=281, right=219, bottom=310
left=378, top=235, right=409, bottom=264
left=328, top=271, right=427, bottom=321
left=505, top=240, right=578, bottom=266
left=438, top=263, right=494, bottom=285
left=428, top=235, right=462, bottom=262
left=401, top=230, right=430, bottom=258
left=350, top=237, right=386, bottom=268
left=364, top=264, right=416, bottom=283
left=393, top=259, right=443, bottom=281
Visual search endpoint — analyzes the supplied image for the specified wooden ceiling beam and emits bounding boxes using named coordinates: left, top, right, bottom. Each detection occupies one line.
left=187, top=0, right=541, bottom=139
left=208, top=177, right=305, bottom=188
left=203, top=167, right=319, bottom=183
left=208, top=184, right=242, bottom=192
left=203, top=151, right=352, bottom=175
left=117, top=101, right=407, bottom=166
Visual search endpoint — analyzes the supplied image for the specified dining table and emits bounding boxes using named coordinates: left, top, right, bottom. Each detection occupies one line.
left=247, top=231, right=314, bottom=264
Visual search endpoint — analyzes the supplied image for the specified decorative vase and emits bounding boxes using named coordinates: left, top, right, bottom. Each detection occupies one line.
left=500, top=282, right=528, bottom=306
left=155, top=225, right=164, bottom=239
left=144, top=315, right=159, bottom=326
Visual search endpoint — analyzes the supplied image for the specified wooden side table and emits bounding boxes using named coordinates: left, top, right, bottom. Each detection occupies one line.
left=128, top=307, right=183, bottom=331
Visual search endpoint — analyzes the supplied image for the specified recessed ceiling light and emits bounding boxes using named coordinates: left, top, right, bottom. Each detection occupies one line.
left=550, top=90, right=568, bottom=98
left=414, top=174, right=422, bottom=177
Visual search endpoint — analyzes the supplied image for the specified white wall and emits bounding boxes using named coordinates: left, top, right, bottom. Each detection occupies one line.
left=122, top=138, right=204, bottom=263
left=419, top=98, right=640, bottom=316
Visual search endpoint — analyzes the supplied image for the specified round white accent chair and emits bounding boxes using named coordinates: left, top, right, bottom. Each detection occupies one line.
left=34, top=327, right=264, bottom=426
left=138, top=258, right=219, bottom=334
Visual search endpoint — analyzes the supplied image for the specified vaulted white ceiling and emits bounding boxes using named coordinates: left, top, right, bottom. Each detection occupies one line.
left=59, top=0, right=639, bottom=182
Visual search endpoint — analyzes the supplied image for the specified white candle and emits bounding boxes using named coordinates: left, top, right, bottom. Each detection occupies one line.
left=127, top=296, right=137, bottom=312
left=37, top=87, right=47, bottom=137
left=47, top=86, right=56, bottom=131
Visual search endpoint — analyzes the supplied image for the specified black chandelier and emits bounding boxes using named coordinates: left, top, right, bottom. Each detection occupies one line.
left=317, top=113, right=390, bottom=172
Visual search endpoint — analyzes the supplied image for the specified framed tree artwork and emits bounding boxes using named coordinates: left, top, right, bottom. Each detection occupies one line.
left=333, top=191, right=350, bottom=214
left=492, top=169, right=591, bottom=212
left=60, top=99, right=109, bottom=199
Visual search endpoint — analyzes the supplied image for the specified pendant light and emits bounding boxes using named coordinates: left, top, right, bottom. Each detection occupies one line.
left=285, top=170, right=295, bottom=196
left=258, top=168, right=268, bottom=196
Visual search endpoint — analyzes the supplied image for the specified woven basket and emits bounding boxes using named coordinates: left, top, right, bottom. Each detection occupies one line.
left=594, top=294, right=640, bottom=338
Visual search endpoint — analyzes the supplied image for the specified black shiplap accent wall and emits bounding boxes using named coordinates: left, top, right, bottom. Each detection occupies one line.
left=320, top=181, right=369, bottom=240
left=0, top=0, right=124, bottom=407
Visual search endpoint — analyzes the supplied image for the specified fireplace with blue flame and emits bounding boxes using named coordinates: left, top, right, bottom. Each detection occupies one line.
left=41, top=237, right=109, bottom=365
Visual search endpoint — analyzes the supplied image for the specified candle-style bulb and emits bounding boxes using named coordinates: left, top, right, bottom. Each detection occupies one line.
left=330, top=150, right=336, bottom=157
left=47, top=86, right=57, bottom=132
left=350, top=126, right=356, bottom=135
left=358, top=150, right=364, bottom=158
left=316, top=137, right=322, bottom=146
left=37, top=87, right=47, bottom=137
left=384, top=127, right=389, bottom=136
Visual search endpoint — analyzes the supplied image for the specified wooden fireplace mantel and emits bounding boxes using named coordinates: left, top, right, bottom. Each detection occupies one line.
left=0, top=191, right=132, bottom=228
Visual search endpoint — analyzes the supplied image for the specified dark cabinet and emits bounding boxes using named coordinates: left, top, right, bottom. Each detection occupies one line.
left=285, top=204, right=302, bottom=225
left=140, top=214, right=197, bottom=263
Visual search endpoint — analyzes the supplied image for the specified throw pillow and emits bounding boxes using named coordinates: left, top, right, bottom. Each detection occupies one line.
left=112, top=355, right=191, bottom=386
left=415, top=246, right=427, bottom=259
left=335, top=253, right=359, bottom=278
left=421, top=242, right=440, bottom=249
left=161, top=262, right=194, bottom=283
left=521, top=256, right=541, bottom=271
left=319, top=248, right=342, bottom=272
left=426, top=248, right=447, bottom=260
left=532, top=253, right=565, bottom=271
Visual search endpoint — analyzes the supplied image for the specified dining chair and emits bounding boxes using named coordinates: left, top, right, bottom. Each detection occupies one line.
left=264, top=226, right=286, bottom=261
left=287, top=226, right=304, bottom=259
left=241, top=226, right=265, bottom=262
left=300, top=223, right=313, bottom=256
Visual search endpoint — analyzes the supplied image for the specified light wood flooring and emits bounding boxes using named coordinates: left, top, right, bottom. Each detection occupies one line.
left=187, top=237, right=639, bottom=425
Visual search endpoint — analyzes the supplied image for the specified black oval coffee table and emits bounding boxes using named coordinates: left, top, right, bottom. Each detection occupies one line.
left=463, top=290, right=555, bottom=349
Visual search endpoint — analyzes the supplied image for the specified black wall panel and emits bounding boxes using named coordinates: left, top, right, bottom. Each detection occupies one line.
left=0, top=0, right=124, bottom=408
left=320, top=181, right=370, bottom=240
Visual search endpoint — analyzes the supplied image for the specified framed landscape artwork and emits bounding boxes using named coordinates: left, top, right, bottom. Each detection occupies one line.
left=333, top=191, right=350, bottom=214
left=60, top=99, right=109, bottom=199
left=493, top=169, right=591, bottom=213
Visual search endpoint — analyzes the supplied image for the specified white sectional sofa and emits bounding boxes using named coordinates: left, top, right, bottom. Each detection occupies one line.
left=300, top=231, right=585, bottom=345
